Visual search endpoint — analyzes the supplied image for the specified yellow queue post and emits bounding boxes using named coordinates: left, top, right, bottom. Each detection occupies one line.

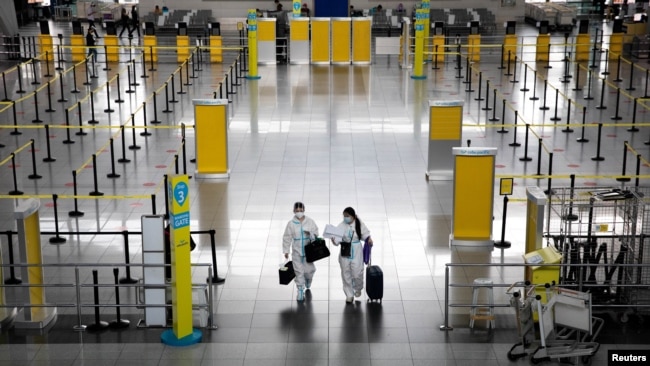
left=331, top=18, right=351, bottom=64
left=311, top=18, right=331, bottom=64
left=193, top=99, right=230, bottom=178
left=449, top=147, right=497, bottom=251
left=246, top=9, right=261, bottom=80
left=160, top=175, right=202, bottom=346
left=352, top=17, right=372, bottom=65
left=426, top=100, right=463, bottom=180
left=410, top=9, right=426, bottom=80
left=290, top=17, right=310, bottom=64
left=258, top=18, right=277, bottom=64
left=14, top=199, right=57, bottom=329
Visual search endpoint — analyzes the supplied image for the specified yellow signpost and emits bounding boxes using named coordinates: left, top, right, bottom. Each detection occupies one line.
left=293, top=0, right=301, bottom=18
left=161, top=175, right=202, bottom=346
left=422, top=0, right=431, bottom=62
left=411, top=9, right=426, bottom=79
left=246, top=9, right=261, bottom=80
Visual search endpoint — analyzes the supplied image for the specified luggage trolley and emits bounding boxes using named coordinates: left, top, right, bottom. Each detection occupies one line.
left=506, top=282, right=604, bottom=364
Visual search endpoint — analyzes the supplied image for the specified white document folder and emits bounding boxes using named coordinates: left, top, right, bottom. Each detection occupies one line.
left=322, top=224, right=345, bottom=240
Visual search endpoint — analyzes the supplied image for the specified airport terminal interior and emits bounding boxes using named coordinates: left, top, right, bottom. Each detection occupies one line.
left=1, top=7, right=650, bottom=366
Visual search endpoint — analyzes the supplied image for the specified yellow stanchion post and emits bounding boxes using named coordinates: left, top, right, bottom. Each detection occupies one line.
left=411, top=9, right=426, bottom=80
left=104, top=35, right=119, bottom=62
left=422, top=0, right=431, bottom=62
left=450, top=147, right=498, bottom=251
left=38, top=35, right=54, bottom=61
left=70, top=34, right=85, bottom=62
left=246, top=9, right=261, bottom=80
left=193, top=99, right=230, bottom=178
left=177, top=35, right=190, bottom=63
left=160, top=175, right=202, bottom=346
left=144, top=35, right=158, bottom=63
left=575, top=34, right=590, bottom=61
left=536, top=34, right=550, bottom=62
left=503, top=34, right=517, bottom=63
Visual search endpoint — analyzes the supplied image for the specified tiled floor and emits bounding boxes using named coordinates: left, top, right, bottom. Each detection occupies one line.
left=0, top=20, right=649, bottom=365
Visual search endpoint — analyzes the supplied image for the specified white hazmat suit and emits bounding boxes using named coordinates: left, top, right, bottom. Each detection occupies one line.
left=282, top=216, right=319, bottom=289
left=333, top=220, right=370, bottom=298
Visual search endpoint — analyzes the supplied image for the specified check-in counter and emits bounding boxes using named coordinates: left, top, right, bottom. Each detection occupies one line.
left=290, top=17, right=310, bottom=64
left=258, top=18, right=277, bottom=65
left=311, top=18, right=331, bottom=64
left=331, top=18, right=351, bottom=64
left=352, top=17, right=372, bottom=64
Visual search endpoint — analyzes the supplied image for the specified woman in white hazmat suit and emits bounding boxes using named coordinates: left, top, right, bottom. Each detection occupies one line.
left=283, top=202, right=319, bottom=302
left=331, top=207, right=373, bottom=303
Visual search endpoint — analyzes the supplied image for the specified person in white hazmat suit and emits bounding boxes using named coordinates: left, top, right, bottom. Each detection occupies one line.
left=283, top=202, right=319, bottom=302
left=331, top=207, right=373, bottom=303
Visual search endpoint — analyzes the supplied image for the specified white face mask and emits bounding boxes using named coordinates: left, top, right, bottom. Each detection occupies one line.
left=295, top=212, right=304, bottom=219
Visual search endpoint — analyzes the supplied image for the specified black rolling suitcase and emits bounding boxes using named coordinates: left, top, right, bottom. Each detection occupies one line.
left=366, top=264, right=383, bottom=302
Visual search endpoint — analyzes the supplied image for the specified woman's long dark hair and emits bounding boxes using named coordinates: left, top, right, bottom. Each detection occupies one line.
left=343, top=207, right=361, bottom=240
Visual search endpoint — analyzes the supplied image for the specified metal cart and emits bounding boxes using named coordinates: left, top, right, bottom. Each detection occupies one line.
left=506, top=282, right=603, bottom=365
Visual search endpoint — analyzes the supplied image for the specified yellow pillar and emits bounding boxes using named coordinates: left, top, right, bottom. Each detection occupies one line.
left=609, top=33, right=623, bottom=60
left=422, top=0, right=430, bottom=62
left=69, top=34, right=85, bottom=62
left=432, top=35, right=445, bottom=64
left=352, top=17, right=371, bottom=65
left=331, top=18, right=351, bottom=64
left=38, top=35, right=53, bottom=61
left=143, top=35, right=158, bottom=63
left=411, top=9, right=426, bottom=79
left=467, top=34, right=481, bottom=62
left=177, top=35, right=190, bottom=63
left=104, top=35, right=119, bottom=62
left=536, top=34, right=550, bottom=62
left=575, top=34, right=590, bottom=61
left=210, top=36, right=223, bottom=63
left=246, top=9, right=261, bottom=79
left=503, top=34, right=517, bottom=63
